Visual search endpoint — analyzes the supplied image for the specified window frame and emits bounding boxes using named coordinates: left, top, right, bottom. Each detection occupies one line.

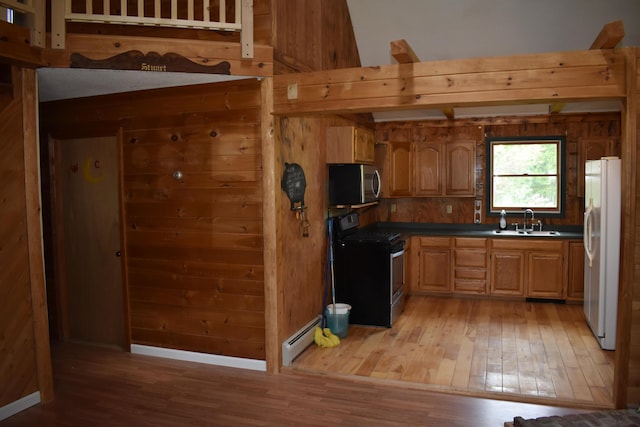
left=485, top=136, right=566, bottom=218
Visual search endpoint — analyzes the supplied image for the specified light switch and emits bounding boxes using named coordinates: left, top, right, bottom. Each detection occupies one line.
left=446, top=205, right=452, bottom=213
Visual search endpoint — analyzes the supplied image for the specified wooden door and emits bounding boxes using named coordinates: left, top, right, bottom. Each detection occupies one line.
left=54, top=136, right=126, bottom=348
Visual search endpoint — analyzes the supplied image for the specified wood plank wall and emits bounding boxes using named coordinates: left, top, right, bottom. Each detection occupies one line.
left=270, top=0, right=367, bottom=346
left=0, top=66, right=40, bottom=407
left=374, top=113, right=621, bottom=226
left=272, top=0, right=361, bottom=73
left=40, top=78, right=266, bottom=360
left=275, top=115, right=372, bottom=341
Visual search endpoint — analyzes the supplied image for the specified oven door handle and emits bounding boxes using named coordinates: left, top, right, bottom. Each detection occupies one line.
left=391, top=249, right=405, bottom=258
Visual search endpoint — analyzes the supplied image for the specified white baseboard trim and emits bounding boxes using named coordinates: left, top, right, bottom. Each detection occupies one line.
left=130, top=344, right=267, bottom=372
left=0, top=391, right=41, bottom=421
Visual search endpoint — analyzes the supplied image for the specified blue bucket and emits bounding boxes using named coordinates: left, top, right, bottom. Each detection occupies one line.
left=325, top=303, right=351, bottom=338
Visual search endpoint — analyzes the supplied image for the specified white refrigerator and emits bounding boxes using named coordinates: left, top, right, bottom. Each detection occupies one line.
left=583, top=157, right=621, bottom=350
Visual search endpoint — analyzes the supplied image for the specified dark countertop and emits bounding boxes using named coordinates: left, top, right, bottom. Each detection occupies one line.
left=364, top=222, right=583, bottom=240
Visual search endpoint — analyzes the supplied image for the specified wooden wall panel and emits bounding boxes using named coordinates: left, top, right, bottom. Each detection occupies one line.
left=272, top=0, right=361, bottom=74
left=276, top=114, right=359, bottom=342
left=375, top=113, right=621, bottom=226
left=123, top=117, right=264, bottom=357
left=40, top=79, right=266, bottom=360
left=0, top=68, right=39, bottom=407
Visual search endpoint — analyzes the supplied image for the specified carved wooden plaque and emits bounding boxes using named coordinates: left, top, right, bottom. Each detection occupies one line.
left=70, top=51, right=231, bottom=75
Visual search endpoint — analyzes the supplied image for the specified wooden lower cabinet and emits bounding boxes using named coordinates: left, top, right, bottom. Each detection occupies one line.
left=490, top=250, right=525, bottom=296
left=567, top=241, right=585, bottom=301
left=453, top=238, right=488, bottom=294
left=527, top=250, right=565, bottom=298
left=408, top=235, right=574, bottom=301
left=490, top=239, right=566, bottom=299
left=416, top=237, right=451, bottom=292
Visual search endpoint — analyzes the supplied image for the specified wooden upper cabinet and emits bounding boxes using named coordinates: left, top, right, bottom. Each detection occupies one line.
left=577, top=137, right=620, bottom=196
left=326, top=126, right=375, bottom=164
left=414, top=143, right=442, bottom=195
left=445, top=141, right=476, bottom=196
left=389, top=142, right=413, bottom=196
left=389, top=139, right=476, bottom=197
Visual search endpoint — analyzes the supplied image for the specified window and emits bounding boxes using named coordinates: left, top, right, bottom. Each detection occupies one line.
left=486, top=136, right=566, bottom=216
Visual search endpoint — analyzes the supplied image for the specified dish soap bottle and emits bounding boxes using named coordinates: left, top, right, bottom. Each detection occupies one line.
left=499, top=210, right=507, bottom=230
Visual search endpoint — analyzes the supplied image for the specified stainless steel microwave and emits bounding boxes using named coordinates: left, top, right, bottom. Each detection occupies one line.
left=328, top=164, right=381, bottom=205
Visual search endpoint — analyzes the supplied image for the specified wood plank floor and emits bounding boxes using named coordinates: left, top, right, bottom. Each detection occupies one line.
left=292, top=296, right=615, bottom=408
left=1, top=341, right=597, bottom=427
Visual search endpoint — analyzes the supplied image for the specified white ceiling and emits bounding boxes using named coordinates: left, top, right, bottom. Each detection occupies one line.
left=346, top=0, right=640, bottom=121
left=38, top=0, right=640, bottom=120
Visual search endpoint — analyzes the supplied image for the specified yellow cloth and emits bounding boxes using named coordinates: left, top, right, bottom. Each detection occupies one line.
left=314, top=326, right=340, bottom=348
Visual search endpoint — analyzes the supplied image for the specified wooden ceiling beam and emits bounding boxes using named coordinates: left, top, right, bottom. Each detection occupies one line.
left=390, top=39, right=454, bottom=120
left=391, top=39, right=420, bottom=64
left=274, top=50, right=626, bottom=116
left=591, top=20, right=625, bottom=49
left=550, top=20, right=625, bottom=114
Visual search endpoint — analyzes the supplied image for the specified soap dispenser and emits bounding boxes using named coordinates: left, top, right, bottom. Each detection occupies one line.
left=499, top=210, right=507, bottom=230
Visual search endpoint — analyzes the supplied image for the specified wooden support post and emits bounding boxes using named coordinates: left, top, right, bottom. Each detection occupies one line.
left=261, top=77, right=280, bottom=373
left=22, top=67, right=54, bottom=402
left=51, top=0, right=65, bottom=49
left=27, top=0, right=45, bottom=47
left=614, top=46, right=638, bottom=408
left=241, top=0, right=253, bottom=59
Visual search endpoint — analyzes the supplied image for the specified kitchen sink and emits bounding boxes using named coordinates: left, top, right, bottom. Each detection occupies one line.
left=492, top=229, right=560, bottom=236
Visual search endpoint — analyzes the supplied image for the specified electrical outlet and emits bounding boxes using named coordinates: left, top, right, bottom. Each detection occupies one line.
left=287, top=83, right=298, bottom=100
left=446, top=205, right=452, bottom=214
left=390, top=203, right=397, bottom=212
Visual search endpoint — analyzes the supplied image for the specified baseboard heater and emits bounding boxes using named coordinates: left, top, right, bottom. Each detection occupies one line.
left=282, top=314, right=322, bottom=367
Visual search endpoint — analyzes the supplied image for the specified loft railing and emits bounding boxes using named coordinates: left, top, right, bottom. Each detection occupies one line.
left=65, top=1, right=242, bottom=31
left=0, top=0, right=253, bottom=57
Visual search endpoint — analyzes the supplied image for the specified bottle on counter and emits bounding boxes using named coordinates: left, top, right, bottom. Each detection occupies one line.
left=499, top=210, right=507, bottom=230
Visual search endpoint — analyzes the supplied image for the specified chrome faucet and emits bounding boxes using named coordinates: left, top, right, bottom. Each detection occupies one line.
left=523, top=209, right=535, bottom=231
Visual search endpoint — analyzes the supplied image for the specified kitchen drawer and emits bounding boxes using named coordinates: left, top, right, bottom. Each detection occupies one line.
left=455, top=237, right=487, bottom=248
left=453, top=279, right=487, bottom=294
left=455, top=268, right=486, bottom=281
left=491, top=239, right=563, bottom=252
left=419, top=237, right=452, bottom=247
left=454, top=250, right=487, bottom=268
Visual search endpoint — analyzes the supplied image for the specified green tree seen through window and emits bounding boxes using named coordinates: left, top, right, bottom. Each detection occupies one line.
left=487, top=137, right=565, bottom=215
